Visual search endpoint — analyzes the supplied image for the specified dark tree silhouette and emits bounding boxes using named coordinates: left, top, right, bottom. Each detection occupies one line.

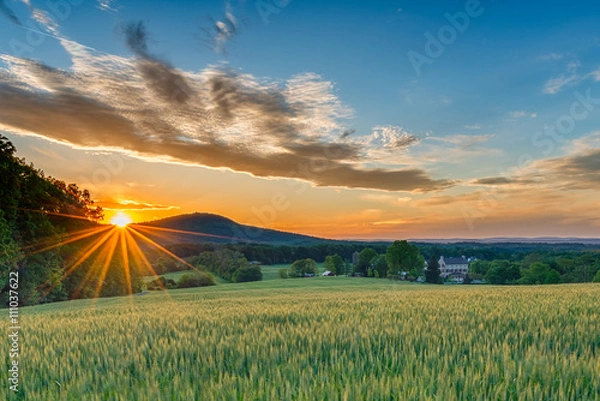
left=425, top=254, right=442, bottom=284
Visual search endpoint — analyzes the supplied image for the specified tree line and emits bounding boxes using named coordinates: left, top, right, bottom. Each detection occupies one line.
left=164, top=241, right=600, bottom=286
left=0, top=135, right=142, bottom=305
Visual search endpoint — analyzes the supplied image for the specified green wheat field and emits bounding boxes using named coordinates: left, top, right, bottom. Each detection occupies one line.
left=4, top=279, right=600, bottom=400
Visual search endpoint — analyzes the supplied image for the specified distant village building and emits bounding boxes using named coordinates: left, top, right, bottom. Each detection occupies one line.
left=322, top=270, right=335, bottom=277
left=352, top=251, right=359, bottom=266
left=439, top=256, right=469, bottom=281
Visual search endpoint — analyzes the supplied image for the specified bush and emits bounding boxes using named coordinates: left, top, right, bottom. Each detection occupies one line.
left=279, top=268, right=289, bottom=279
left=146, top=276, right=177, bottom=290
left=177, top=272, right=215, bottom=288
left=592, top=270, right=600, bottom=283
left=232, top=266, right=263, bottom=283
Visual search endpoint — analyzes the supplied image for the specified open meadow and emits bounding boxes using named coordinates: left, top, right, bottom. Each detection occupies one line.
left=4, top=279, right=599, bottom=400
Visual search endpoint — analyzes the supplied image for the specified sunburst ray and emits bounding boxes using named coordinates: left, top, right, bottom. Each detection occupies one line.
left=123, top=228, right=169, bottom=292
left=94, top=231, right=120, bottom=298
left=133, top=224, right=245, bottom=242
left=23, top=225, right=113, bottom=257
left=128, top=226, right=205, bottom=274
left=120, top=230, right=133, bottom=297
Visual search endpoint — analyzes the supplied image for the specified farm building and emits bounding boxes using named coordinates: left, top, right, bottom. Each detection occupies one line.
left=439, top=256, right=469, bottom=281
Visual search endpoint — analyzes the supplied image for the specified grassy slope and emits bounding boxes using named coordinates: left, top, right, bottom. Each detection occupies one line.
left=7, top=279, right=600, bottom=400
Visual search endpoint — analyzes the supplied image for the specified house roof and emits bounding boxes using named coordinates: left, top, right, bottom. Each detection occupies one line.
left=442, top=257, right=468, bottom=265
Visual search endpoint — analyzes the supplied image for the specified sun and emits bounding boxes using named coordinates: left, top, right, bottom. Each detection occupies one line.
left=110, top=213, right=133, bottom=228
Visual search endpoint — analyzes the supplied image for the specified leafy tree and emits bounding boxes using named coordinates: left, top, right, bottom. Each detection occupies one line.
left=566, top=255, right=597, bottom=282
left=356, top=248, right=378, bottom=275
left=278, top=268, right=289, bottom=279
left=519, top=262, right=561, bottom=285
left=0, top=135, right=111, bottom=305
left=593, top=270, right=600, bottom=283
left=425, top=254, right=442, bottom=284
left=0, top=212, right=21, bottom=292
left=195, top=249, right=250, bottom=281
left=152, top=256, right=186, bottom=275
left=289, top=258, right=317, bottom=278
left=343, top=262, right=353, bottom=276
left=485, top=260, right=521, bottom=285
left=371, top=255, right=389, bottom=278
left=232, top=266, right=263, bottom=283
left=323, top=254, right=344, bottom=276
left=469, top=260, right=490, bottom=276
left=545, top=269, right=561, bottom=285
left=386, top=240, right=425, bottom=278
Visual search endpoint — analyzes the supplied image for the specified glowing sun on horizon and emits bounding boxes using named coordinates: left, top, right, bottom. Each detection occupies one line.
left=110, top=212, right=133, bottom=228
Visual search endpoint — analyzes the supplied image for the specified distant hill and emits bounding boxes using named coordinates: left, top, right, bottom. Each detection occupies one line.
left=132, top=213, right=332, bottom=246
left=131, top=213, right=600, bottom=248
left=410, top=237, right=600, bottom=245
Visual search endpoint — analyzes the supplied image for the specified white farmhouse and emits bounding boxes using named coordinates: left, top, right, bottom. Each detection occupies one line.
left=439, top=256, right=469, bottom=280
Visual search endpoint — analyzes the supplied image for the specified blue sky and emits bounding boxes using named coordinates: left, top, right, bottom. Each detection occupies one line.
left=1, top=0, right=600, bottom=239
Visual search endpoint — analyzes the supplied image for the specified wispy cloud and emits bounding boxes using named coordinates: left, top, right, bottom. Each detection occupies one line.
left=0, top=0, right=21, bottom=25
left=543, top=74, right=579, bottom=94
left=97, top=0, right=117, bottom=12
left=473, top=132, right=600, bottom=191
left=3, top=0, right=61, bottom=34
left=364, top=126, right=421, bottom=150
left=539, top=53, right=564, bottom=61
left=0, top=22, right=453, bottom=193
left=428, top=134, right=494, bottom=147
left=420, top=134, right=500, bottom=164
left=470, top=177, right=539, bottom=186
left=198, top=1, right=241, bottom=54
left=354, top=126, right=423, bottom=167
left=31, top=8, right=59, bottom=35
left=529, top=133, right=600, bottom=190
left=542, top=61, right=600, bottom=95
left=100, top=200, right=179, bottom=211
left=508, top=111, right=537, bottom=119
left=360, top=193, right=412, bottom=205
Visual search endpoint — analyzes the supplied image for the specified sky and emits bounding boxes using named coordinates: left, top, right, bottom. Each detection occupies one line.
left=1, top=0, right=600, bottom=240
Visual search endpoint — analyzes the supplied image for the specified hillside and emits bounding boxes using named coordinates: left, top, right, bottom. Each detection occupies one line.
left=134, top=213, right=332, bottom=246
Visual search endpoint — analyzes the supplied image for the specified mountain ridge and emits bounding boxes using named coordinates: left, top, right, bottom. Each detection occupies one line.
left=133, top=212, right=333, bottom=246
left=132, top=212, right=600, bottom=246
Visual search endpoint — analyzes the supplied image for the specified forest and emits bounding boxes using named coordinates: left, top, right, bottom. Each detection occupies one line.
left=0, top=135, right=142, bottom=305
